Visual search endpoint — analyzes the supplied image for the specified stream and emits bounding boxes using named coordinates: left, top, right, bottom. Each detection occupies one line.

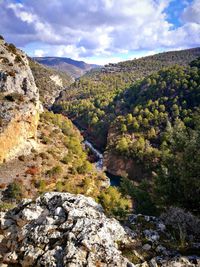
left=83, top=140, right=121, bottom=187
left=50, top=107, right=121, bottom=186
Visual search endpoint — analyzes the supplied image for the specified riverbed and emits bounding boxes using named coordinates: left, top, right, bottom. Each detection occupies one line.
left=83, top=140, right=121, bottom=186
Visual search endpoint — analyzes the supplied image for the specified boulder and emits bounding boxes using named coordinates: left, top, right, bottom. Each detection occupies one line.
left=1, top=192, right=135, bottom=267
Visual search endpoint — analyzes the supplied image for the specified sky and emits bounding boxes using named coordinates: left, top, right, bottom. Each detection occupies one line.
left=0, top=0, right=200, bottom=65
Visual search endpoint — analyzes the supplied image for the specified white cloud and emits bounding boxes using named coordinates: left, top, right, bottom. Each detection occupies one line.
left=182, top=0, right=200, bottom=23
left=0, top=0, right=200, bottom=62
left=34, top=49, right=45, bottom=57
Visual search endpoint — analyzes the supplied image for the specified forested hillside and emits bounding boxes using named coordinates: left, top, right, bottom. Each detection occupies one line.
left=105, top=58, right=200, bottom=213
left=54, top=47, right=200, bottom=148
left=53, top=51, right=200, bottom=214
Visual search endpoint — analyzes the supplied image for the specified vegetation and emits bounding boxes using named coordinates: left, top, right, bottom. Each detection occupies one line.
left=54, top=55, right=200, bottom=215
left=29, top=59, right=73, bottom=106
left=98, top=186, right=132, bottom=218
left=53, top=48, right=200, bottom=148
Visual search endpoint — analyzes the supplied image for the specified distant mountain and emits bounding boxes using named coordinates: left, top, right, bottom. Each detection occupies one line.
left=33, top=57, right=100, bottom=78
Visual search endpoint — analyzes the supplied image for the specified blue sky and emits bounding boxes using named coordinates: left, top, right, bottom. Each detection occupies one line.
left=0, top=0, right=200, bottom=65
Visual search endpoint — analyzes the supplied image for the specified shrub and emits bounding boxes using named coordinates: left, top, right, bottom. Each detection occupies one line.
left=7, top=43, right=17, bottom=54
left=39, top=152, right=49, bottom=160
left=56, top=181, right=63, bottom=192
left=36, top=179, right=46, bottom=193
left=0, top=202, right=15, bottom=211
left=41, top=136, right=51, bottom=144
left=5, top=181, right=22, bottom=200
left=161, top=207, right=200, bottom=238
left=18, top=155, right=25, bottom=161
left=77, top=161, right=93, bottom=174
left=25, top=166, right=40, bottom=176
left=14, top=54, right=23, bottom=63
left=4, top=93, right=24, bottom=102
left=46, top=165, right=63, bottom=177
left=61, top=154, right=71, bottom=164
left=98, top=187, right=131, bottom=218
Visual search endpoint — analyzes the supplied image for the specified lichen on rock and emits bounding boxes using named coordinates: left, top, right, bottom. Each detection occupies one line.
left=1, top=192, right=135, bottom=267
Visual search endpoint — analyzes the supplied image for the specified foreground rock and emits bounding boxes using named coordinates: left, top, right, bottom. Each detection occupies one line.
left=0, top=192, right=134, bottom=267
left=0, top=37, right=41, bottom=163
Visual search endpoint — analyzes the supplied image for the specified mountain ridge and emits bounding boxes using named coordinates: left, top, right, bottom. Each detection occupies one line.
left=33, top=56, right=101, bottom=78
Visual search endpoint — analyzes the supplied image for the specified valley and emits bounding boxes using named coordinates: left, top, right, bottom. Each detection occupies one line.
left=0, top=36, right=200, bottom=267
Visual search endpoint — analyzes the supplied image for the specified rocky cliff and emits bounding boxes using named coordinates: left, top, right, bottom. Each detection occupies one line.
left=0, top=192, right=134, bottom=267
left=1, top=193, right=199, bottom=267
left=0, top=38, right=41, bottom=163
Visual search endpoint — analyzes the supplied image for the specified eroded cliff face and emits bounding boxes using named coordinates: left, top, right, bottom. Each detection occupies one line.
left=0, top=38, right=41, bottom=163
left=104, top=150, right=145, bottom=180
left=103, top=126, right=146, bottom=181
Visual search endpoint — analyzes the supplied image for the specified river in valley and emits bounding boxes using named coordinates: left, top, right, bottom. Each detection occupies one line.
left=83, top=140, right=121, bottom=187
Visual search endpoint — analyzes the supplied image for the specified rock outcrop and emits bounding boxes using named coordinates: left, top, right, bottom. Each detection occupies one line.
left=0, top=38, right=41, bottom=163
left=0, top=192, right=134, bottom=267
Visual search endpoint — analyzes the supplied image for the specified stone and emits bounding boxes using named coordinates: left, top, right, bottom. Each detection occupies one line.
left=149, top=258, right=158, bottom=267
left=0, top=192, right=135, bottom=267
left=142, top=244, right=152, bottom=251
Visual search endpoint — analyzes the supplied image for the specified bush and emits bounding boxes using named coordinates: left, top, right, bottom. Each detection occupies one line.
left=14, top=54, right=23, bottom=63
left=161, top=207, right=200, bottom=238
left=0, top=202, right=15, bottom=211
left=18, top=155, right=25, bottom=161
left=46, top=165, right=63, bottom=177
left=36, top=179, right=46, bottom=193
left=7, top=43, right=17, bottom=54
left=4, top=93, right=24, bottom=102
left=61, top=154, right=72, bottom=164
left=56, top=181, right=63, bottom=192
left=98, top=187, right=131, bottom=218
left=120, top=177, right=157, bottom=215
left=5, top=181, right=22, bottom=200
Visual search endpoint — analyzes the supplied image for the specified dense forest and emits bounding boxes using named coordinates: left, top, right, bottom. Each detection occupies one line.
left=109, top=57, right=200, bottom=214
left=53, top=52, right=200, bottom=215
left=54, top=48, right=200, bottom=148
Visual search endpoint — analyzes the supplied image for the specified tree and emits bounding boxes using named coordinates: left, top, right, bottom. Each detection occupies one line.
left=116, top=137, right=129, bottom=154
left=121, top=124, right=127, bottom=133
left=98, top=187, right=131, bottom=218
left=126, top=113, right=133, bottom=124
left=155, top=120, right=200, bottom=213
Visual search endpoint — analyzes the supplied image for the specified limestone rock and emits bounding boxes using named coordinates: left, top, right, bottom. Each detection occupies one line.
left=1, top=192, right=135, bottom=267
left=0, top=38, right=42, bottom=163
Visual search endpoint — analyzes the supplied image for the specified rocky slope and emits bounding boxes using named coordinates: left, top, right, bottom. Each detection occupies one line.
left=0, top=192, right=134, bottom=267
left=29, top=59, right=73, bottom=107
left=0, top=38, right=41, bottom=163
left=1, top=193, right=200, bottom=267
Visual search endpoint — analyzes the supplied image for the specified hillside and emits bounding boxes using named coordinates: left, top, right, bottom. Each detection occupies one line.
left=29, top=59, right=73, bottom=107
left=54, top=49, right=200, bottom=215
left=33, top=56, right=100, bottom=78
left=1, top=38, right=200, bottom=267
left=54, top=47, right=200, bottom=148
left=0, top=36, right=128, bottom=217
left=106, top=58, right=200, bottom=213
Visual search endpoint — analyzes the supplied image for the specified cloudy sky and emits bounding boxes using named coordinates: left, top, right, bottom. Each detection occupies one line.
left=1, top=0, right=200, bottom=64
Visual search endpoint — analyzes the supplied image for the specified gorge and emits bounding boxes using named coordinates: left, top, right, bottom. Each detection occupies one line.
left=0, top=36, right=200, bottom=267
